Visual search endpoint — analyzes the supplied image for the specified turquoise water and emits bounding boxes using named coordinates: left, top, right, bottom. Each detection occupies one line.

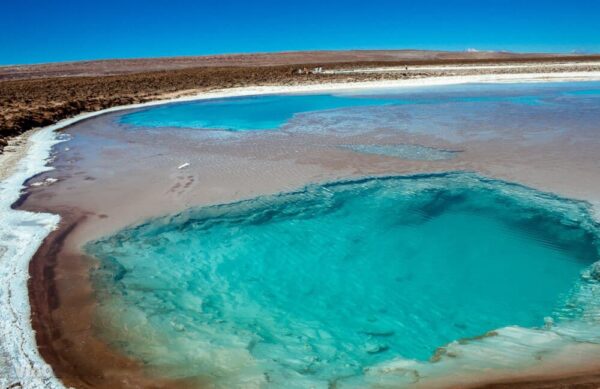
left=88, top=173, right=599, bottom=387
left=119, top=82, right=600, bottom=131
left=120, top=94, right=398, bottom=130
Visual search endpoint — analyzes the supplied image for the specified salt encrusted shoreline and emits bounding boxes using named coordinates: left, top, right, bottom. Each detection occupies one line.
left=2, top=71, right=600, bottom=388
left=0, top=127, right=66, bottom=389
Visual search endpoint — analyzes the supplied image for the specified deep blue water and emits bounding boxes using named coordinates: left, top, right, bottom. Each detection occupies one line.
left=119, top=82, right=600, bottom=131
left=88, top=173, right=599, bottom=387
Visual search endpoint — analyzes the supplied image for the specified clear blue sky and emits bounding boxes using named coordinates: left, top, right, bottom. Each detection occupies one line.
left=2, top=0, right=599, bottom=65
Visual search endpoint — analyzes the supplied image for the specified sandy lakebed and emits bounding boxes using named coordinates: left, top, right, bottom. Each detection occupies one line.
left=3, top=68, right=600, bottom=388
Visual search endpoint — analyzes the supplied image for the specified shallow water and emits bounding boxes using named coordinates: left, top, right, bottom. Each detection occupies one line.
left=119, top=82, right=600, bottom=132
left=88, top=173, right=600, bottom=388
left=120, top=94, right=398, bottom=130
left=339, top=144, right=459, bottom=160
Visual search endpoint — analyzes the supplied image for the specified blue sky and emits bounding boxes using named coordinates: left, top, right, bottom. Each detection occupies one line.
left=2, top=0, right=599, bottom=65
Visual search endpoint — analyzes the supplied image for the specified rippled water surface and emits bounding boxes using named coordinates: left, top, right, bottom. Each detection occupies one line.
left=88, top=173, right=600, bottom=388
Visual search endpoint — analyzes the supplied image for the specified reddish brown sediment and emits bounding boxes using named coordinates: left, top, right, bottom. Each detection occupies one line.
left=470, top=372, right=600, bottom=389
left=28, top=208, right=202, bottom=389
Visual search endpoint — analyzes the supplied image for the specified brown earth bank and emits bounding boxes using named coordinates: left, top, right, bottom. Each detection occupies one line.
left=2, top=49, right=600, bottom=151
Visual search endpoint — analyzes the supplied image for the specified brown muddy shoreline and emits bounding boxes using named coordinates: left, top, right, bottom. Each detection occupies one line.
left=28, top=208, right=202, bottom=389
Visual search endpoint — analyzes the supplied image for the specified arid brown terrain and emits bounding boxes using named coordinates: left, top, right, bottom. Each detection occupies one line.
left=0, top=50, right=572, bottom=80
left=2, top=50, right=600, bottom=151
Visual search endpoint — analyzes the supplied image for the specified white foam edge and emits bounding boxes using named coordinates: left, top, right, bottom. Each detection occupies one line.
left=2, top=71, right=600, bottom=388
